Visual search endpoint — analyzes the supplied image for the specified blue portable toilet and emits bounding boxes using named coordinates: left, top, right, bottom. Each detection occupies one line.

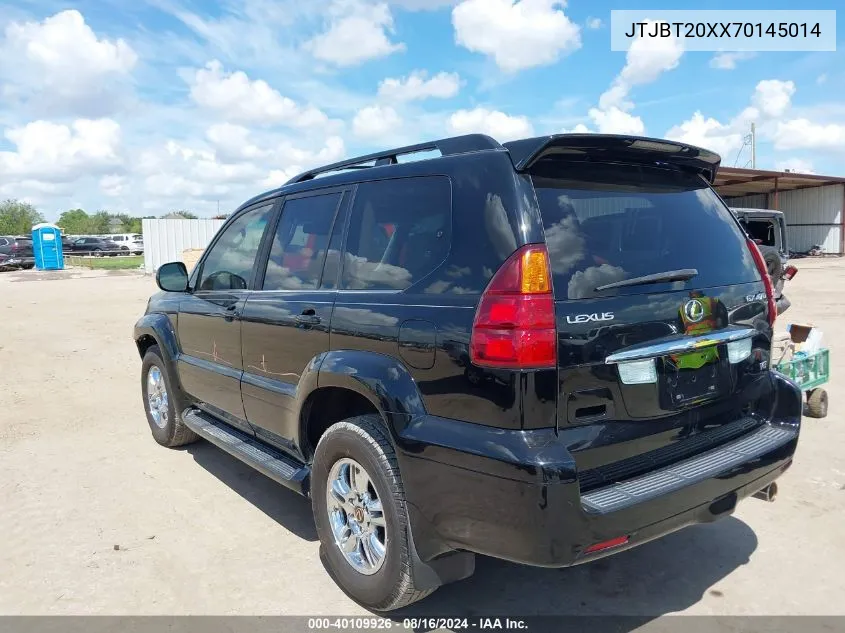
left=32, top=223, right=65, bottom=270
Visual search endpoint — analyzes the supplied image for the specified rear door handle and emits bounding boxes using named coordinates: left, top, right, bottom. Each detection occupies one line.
left=223, top=303, right=240, bottom=320
left=295, top=308, right=321, bottom=326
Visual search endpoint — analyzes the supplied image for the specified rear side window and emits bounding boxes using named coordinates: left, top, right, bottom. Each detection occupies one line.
left=532, top=162, right=759, bottom=300
left=342, top=177, right=451, bottom=290
left=262, top=192, right=341, bottom=290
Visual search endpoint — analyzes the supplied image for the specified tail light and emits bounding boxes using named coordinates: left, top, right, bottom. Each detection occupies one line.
left=784, top=265, right=798, bottom=280
left=746, top=238, right=776, bottom=326
left=470, top=244, right=557, bottom=369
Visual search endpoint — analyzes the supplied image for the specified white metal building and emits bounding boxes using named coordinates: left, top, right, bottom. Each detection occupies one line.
left=142, top=218, right=225, bottom=274
left=715, top=167, right=845, bottom=255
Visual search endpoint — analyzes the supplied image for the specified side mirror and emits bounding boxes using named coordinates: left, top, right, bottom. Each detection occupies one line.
left=156, top=261, right=189, bottom=292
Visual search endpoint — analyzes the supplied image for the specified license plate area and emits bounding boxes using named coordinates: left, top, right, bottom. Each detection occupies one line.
left=659, top=348, right=732, bottom=408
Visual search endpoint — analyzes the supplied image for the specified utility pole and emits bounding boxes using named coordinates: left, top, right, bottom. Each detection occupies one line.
left=750, top=122, right=756, bottom=169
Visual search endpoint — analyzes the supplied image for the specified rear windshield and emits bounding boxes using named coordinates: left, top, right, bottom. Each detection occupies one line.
left=742, top=219, right=781, bottom=250
left=532, top=162, right=760, bottom=300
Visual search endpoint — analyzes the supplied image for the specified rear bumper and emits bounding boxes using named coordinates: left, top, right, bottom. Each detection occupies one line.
left=396, top=371, right=801, bottom=567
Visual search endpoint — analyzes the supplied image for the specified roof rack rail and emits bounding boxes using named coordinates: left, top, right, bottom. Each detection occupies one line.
left=284, top=134, right=503, bottom=185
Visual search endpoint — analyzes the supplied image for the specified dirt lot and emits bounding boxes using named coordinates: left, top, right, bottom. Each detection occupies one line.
left=1, top=261, right=844, bottom=618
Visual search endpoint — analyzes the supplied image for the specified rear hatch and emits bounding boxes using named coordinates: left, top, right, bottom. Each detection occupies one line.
left=530, top=156, right=772, bottom=488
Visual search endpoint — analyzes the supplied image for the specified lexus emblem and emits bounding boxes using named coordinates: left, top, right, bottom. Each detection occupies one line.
left=684, top=299, right=705, bottom=323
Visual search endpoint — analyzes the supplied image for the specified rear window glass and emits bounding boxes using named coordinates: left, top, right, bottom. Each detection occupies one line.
left=532, top=163, right=759, bottom=300
left=342, top=177, right=451, bottom=291
left=743, top=220, right=777, bottom=247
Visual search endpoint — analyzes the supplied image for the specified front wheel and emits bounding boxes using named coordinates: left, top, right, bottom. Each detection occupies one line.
left=141, top=345, right=197, bottom=447
left=311, top=415, right=434, bottom=611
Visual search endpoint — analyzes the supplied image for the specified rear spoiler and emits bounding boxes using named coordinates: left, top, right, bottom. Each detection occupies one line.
left=503, top=134, right=722, bottom=184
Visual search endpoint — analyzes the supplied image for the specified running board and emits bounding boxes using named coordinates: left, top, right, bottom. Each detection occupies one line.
left=183, top=409, right=310, bottom=496
left=581, top=425, right=797, bottom=514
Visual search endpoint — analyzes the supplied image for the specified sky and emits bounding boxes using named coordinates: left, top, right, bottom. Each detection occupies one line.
left=0, top=0, right=843, bottom=221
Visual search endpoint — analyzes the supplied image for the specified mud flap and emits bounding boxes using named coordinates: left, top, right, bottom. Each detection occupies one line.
left=406, top=521, right=476, bottom=590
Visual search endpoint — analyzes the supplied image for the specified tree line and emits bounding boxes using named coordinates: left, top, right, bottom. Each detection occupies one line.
left=0, top=199, right=226, bottom=236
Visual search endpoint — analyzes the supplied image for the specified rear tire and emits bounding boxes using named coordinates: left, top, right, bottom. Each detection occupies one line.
left=141, top=345, right=198, bottom=447
left=806, top=389, right=828, bottom=418
left=311, top=415, right=435, bottom=611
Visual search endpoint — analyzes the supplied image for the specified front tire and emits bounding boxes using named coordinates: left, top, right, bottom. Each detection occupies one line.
left=311, top=415, right=434, bottom=611
left=141, top=345, right=197, bottom=447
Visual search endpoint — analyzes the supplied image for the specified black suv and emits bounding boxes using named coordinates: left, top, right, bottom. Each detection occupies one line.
left=135, top=134, right=801, bottom=611
left=0, top=236, right=34, bottom=269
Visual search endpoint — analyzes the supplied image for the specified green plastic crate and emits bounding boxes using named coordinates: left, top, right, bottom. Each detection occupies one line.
left=775, top=348, right=830, bottom=391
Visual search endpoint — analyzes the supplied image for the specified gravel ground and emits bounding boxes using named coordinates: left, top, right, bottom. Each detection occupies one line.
left=1, top=260, right=843, bottom=618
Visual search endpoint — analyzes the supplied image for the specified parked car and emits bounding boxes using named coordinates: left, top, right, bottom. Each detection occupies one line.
left=108, top=233, right=144, bottom=254
left=135, top=133, right=801, bottom=611
left=0, top=236, right=35, bottom=268
left=68, top=236, right=121, bottom=255
left=731, top=208, right=791, bottom=315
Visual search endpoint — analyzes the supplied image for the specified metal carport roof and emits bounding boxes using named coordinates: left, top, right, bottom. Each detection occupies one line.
left=714, top=167, right=845, bottom=200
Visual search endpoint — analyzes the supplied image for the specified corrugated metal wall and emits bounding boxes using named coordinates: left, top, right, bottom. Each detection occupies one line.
left=779, top=184, right=843, bottom=254
left=724, top=184, right=843, bottom=254
left=142, top=219, right=225, bottom=274
left=724, top=193, right=769, bottom=209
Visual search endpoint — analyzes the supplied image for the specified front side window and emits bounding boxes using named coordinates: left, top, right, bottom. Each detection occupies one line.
left=198, top=203, right=274, bottom=291
left=342, top=177, right=452, bottom=291
left=262, top=193, right=341, bottom=290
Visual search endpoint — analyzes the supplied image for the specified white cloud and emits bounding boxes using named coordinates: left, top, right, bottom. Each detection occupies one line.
left=0, top=10, right=137, bottom=117
left=775, top=158, right=815, bottom=174
left=378, top=70, right=461, bottom=102
left=752, top=79, right=795, bottom=118
left=137, top=133, right=346, bottom=201
left=0, top=119, right=122, bottom=185
left=665, top=79, right=818, bottom=163
left=205, top=123, right=269, bottom=162
left=189, top=61, right=330, bottom=127
left=773, top=119, right=845, bottom=151
left=305, top=1, right=405, bottom=66
left=99, top=175, right=126, bottom=197
left=581, top=20, right=682, bottom=136
left=448, top=107, right=534, bottom=141
left=665, top=112, right=744, bottom=157
left=352, top=105, right=403, bottom=139
left=561, top=123, right=591, bottom=133
left=709, top=51, right=756, bottom=70
left=586, top=17, right=602, bottom=29
left=388, top=0, right=458, bottom=9
left=587, top=106, right=644, bottom=135
left=452, top=0, right=581, bottom=72
left=599, top=22, right=683, bottom=111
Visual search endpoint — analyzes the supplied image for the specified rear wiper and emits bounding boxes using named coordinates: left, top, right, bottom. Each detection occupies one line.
left=595, top=268, right=698, bottom=292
